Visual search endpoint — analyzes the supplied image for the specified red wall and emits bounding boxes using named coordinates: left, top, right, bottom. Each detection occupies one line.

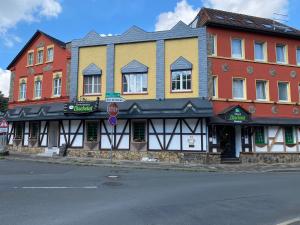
left=208, top=27, right=300, bottom=118
left=8, top=33, right=70, bottom=109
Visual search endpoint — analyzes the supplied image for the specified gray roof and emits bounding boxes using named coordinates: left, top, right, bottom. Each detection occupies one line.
left=171, top=56, right=193, bottom=71
left=121, top=60, right=148, bottom=74
left=83, top=63, right=102, bottom=76
left=6, top=98, right=213, bottom=121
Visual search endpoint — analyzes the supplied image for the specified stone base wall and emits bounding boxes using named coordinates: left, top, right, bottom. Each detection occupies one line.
left=7, top=145, right=44, bottom=154
left=68, top=149, right=221, bottom=164
left=240, top=153, right=300, bottom=164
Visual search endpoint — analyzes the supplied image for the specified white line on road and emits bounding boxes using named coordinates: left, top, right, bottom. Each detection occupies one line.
left=13, top=186, right=98, bottom=189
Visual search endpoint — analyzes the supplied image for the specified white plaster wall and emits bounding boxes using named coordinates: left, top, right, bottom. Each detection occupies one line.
left=149, top=135, right=161, bottom=150
left=116, top=134, right=129, bottom=149
left=8, top=123, right=13, bottom=145
left=182, top=134, right=201, bottom=151
left=166, top=134, right=181, bottom=150
left=40, top=121, right=48, bottom=147
left=165, top=119, right=180, bottom=133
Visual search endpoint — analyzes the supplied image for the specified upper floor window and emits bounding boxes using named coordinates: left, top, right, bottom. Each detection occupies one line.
left=27, top=51, right=34, bottom=66
left=232, top=78, right=246, bottom=99
left=231, top=38, right=243, bottom=59
left=254, top=42, right=266, bottom=61
left=47, top=46, right=54, bottom=62
left=297, top=47, right=300, bottom=66
left=53, top=77, right=61, bottom=97
left=19, top=80, right=26, bottom=100
left=212, top=76, right=218, bottom=98
left=278, top=81, right=290, bottom=102
left=37, top=48, right=44, bottom=64
left=276, top=44, right=287, bottom=64
left=34, top=80, right=42, bottom=99
left=84, top=75, right=101, bottom=95
left=209, top=35, right=217, bottom=56
left=171, top=70, right=191, bottom=92
left=256, top=80, right=268, bottom=101
left=123, top=73, right=148, bottom=94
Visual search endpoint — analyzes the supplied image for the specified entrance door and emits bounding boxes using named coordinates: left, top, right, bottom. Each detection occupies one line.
left=48, top=122, right=59, bottom=147
left=218, top=126, right=236, bottom=158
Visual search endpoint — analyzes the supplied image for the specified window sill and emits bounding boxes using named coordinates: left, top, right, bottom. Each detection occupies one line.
left=26, top=65, right=34, bottom=67
left=277, top=101, right=295, bottom=105
left=51, top=95, right=61, bottom=98
left=254, top=100, right=273, bottom=103
left=35, top=63, right=43, bottom=66
left=83, top=93, right=102, bottom=96
left=122, top=92, right=148, bottom=95
left=45, top=60, right=53, bottom=64
left=18, top=99, right=26, bottom=102
left=171, top=90, right=193, bottom=93
left=229, top=98, right=250, bottom=102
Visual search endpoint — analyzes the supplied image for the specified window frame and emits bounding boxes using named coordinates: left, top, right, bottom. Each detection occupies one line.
left=29, top=122, right=39, bottom=139
left=14, top=123, right=23, bottom=140
left=122, top=72, right=148, bottom=94
left=86, top=121, right=98, bottom=142
left=212, top=75, right=218, bottom=98
left=231, top=38, right=244, bottom=59
left=53, top=77, right=62, bottom=97
left=209, top=34, right=217, bottom=56
left=296, top=47, right=300, bottom=66
left=36, top=47, right=44, bottom=65
left=254, top=41, right=267, bottom=62
left=19, top=80, right=27, bottom=101
left=255, top=79, right=269, bottom=101
left=83, top=75, right=101, bottom=95
left=132, top=121, right=147, bottom=143
left=27, top=50, right=34, bottom=66
left=285, top=127, right=295, bottom=145
left=46, top=45, right=54, bottom=62
left=277, top=81, right=290, bottom=102
left=171, top=69, right=192, bottom=93
left=254, top=126, right=266, bottom=145
left=232, top=77, right=246, bottom=100
left=34, top=79, right=42, bottom=99
left=276, top=44, right=288, bottom=64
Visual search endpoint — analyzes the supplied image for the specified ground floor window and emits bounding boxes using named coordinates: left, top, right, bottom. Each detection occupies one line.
left=255, top=126, right=265, bottom=145
left=133, top=121, right=146, bottom=142
left=29, top=122, right=39, bottom=139
left=15, top=123, right=23, bottom=139
left=86, top=122, right=98, bottom=142
left=285, top=127, right=295, bottom=145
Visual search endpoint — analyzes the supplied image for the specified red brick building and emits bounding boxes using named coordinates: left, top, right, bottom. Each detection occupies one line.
left=7, top=30, right=70, bottom=108
left=192, top=8, right=300, bottom=162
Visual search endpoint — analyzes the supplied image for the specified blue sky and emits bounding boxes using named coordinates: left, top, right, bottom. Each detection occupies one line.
left=0, top=0, right=299, bottom=96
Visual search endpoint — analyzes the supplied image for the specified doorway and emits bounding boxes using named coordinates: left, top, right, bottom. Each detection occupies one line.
left=48, top=121, right=59, bottom=147
left=218, top=126, right=236, bottom=158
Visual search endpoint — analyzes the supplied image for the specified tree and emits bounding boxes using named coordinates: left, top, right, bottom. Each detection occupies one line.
left=0, top=91, right=8, bottom=113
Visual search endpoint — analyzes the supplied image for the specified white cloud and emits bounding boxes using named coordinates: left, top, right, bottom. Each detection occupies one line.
left=202, top=0, right=289, bottom=18
left=0, top=0, right=62, bottom=47
left=155, top=0, right=200, bottom=31
left=0, top=68, right=11, bottom=97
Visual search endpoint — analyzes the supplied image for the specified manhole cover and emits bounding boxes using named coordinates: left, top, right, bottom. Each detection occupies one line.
left=102, top=181, right=122, bottom=186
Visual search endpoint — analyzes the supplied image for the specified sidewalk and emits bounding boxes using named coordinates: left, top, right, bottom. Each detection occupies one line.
left=4, top=151, right=300, bottom=173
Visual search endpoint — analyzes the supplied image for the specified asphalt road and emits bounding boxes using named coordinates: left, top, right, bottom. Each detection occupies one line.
left=0, top=159, right=300, bottom=225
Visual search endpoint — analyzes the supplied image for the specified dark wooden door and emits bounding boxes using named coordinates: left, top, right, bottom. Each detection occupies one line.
left=219, top=126, right=236, bottom=158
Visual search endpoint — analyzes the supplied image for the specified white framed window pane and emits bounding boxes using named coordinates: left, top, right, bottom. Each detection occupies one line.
left=37, top=50, right=43, bottom=64
left=210, top=35, right=215, bottom=55
left=142, top=74, right=147, bottom=92
left=47, top=48, right=54, bottom=61
left=212, top=77, right=217, bottom=97
left=136, top=75, right=142, bottom=93
left=233, top=79, right=244, bottom=99
left=278, top=82, right=288, bottom=101
left=53, top=78, right=61, bottom=96
left=232, top=39, right=242, bottom=58
left=256, top=81, right=266, bottom=100
left=123, top=73, right=147, bottom=93
left=28, top=53, right=34, bottom=65
left=20, top=83, right=26, bottom=99
left=297, top=48, right=300, bottom=65
left=255, top=42, right=264, bottom=61
left=276, top=45, right=285, bottom=63
left=35, top=81, right=42, bottom=98
left=171, top=70, right=192, bottom=91
left=123, top=75, right=129, bottom=93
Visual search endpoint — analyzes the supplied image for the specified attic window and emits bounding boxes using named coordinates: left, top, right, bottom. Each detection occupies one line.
left=245, top=20, right=253, bottom=24
left=263, top=24, right=273, bottom=29
left=228, top=17, right=235, bottom=21
left=215, top=16, right=224, bottom=20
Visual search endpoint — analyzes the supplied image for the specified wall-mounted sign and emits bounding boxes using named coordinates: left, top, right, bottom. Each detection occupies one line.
left=225, top=107, right=249, bottom=123
left=105, top=92, right=125, bottom=102
left=64, top=101, right=98, bottom=114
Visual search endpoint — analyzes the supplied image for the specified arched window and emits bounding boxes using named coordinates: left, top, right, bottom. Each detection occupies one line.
left=19, top=79, right=27, bottom=100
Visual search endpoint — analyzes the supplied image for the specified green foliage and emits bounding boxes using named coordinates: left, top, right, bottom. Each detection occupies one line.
left=0, top=92, right=8, bottom=113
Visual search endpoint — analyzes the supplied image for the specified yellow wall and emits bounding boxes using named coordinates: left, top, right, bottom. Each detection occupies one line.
left=114, top=42, right=156, bottom=100
left=78, top=46, right=107, bottom=101
left=165, top=38, right=199, bottom=99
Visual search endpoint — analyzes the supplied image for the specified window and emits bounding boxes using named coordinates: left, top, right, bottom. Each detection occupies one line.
left=15, top=123, right=23, bottom=139
left=285, top=127, right=295, bottom=145
left=123, top=73, right=147, bottom=94
left=86, top=122, right=98, bottom=142
left=254, top=42, right=266, bottom=61
left=29, top=122, right=39, bottom=139
left=278, top=82, right=289, bottom=102
left=37, top=49, right=44, bottom=64
left=297, top=47, right=300, bottom=66
left=27, top=51, right=34, bottom=65
left=255, top=127, right=265, bottom=145
left=209, top=35, right=216, bottom=55
left=47, top=47, right=54, bottom=62
left=212, top=76, right=218, bottom=98
left=53, top=77, right=61, bottom=96
left=19, top=81, right=26, bottom=100
left=133, top=121, right=146, bottom=142
left=171, top=70, right=191, bottom=92
left=276, top=44, right=286, bottom=63
left=256, top=80, right=268, bottom=100
left=232, top=78, right=245, bottom=99
left=34, top=80, right=42, bottom=99
left=84, top=75, right=101, bottom=95
left=231, top=38, right=243, bottom=59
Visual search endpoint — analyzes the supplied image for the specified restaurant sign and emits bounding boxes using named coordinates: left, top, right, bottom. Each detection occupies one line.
left=224, top=107, right=249, bottom=123
left=64, top=101, right=98, bottom=114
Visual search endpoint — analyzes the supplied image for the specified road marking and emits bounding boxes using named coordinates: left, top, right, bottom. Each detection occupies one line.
left=13, top=186, right=98, bottom=189
left=277, top=217, right=300, bottom=225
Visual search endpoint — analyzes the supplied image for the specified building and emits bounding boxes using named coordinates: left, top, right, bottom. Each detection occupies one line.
left=6, top=30, right=71, bottom=152
left=192, top=8, right=300, bottom=163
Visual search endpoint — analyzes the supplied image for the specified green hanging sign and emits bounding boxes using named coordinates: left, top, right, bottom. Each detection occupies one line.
left=225, top=107, right=249, bottom=123
left=64, top=101, right=98, bottom=114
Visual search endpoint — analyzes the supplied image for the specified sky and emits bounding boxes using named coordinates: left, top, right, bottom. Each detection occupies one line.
left=0, top=0, right=300, bottom=97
